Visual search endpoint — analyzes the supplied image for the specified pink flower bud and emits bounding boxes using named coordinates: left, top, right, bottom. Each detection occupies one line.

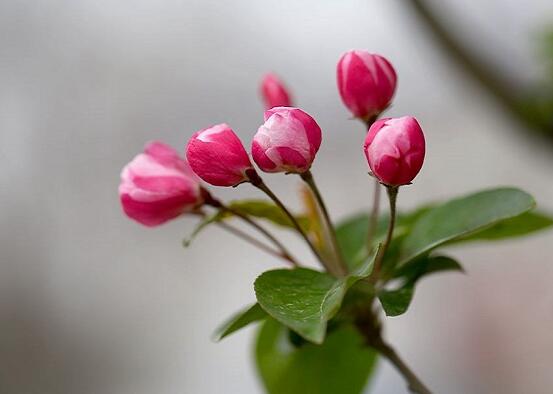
left=260, top=73, right=293, bottom=109
left=186, top=123, right=254, bottom=186
left=364, top=117, right=425, bottom=186
left=119, top=141, right=203, bottom=227
left=337, top=50, right=397, bottom=120
left=252, top=107, right=322, bottom=173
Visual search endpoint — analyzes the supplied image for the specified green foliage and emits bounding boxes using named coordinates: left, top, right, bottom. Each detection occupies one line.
left=378, top=286, right=414, bottom=317
left=254, top=252, right=377, bottom=344
left=378, top=256, right=463, bottom=317
left=255, top=319, right=378, bottom=394
left=394, top=255, right=464, bottom=281
left=458, top=211, right=553, bottom=242
left=203, top=187, right=553, bottom=394
left=254, top=268, right=337, bottom=344
left=333, top=188, right=552, bottom=318
left=213, top=303, right=267, bottom=341
left=400, top=188, right=536, bottom=264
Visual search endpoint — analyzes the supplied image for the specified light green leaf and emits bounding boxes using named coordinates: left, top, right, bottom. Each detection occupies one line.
left=254, top=251, right=377, bottom=344
left=378, top=286, right=415, bottom=317
left=256, top=319, right=378, bottom=394
left=458, top=211, right=553, bottom=242
left=401, top=188, right=535, bottom=265
left=212, top=303, right=267, bottom=341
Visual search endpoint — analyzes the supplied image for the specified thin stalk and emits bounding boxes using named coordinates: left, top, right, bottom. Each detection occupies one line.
left=371, top=185, right=398, bottom=281
left=246, top=170, right=333, bottom=274
left=366, top=179, right=381, bottom=252
left=202, top=191, right=299, bottom=266
left=363, top=116, right=382, bottom=255
left=356, top=307, right=432, bottom=394
left=300, top=170, right=347, bottom=276
left=220, top=205, right=299, bottom=267
left=373, top=339, right=432, bottom=394
left=215, top=221, right=297, bottom=266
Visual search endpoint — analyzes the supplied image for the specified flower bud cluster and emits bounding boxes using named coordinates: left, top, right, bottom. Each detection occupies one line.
left=119, top=51, right=425, bottom=226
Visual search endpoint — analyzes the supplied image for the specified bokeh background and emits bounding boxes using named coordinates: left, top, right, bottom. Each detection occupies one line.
left=2, top=1, right=553, bottom=393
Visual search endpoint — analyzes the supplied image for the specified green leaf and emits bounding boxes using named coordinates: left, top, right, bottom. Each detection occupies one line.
left=380, top=256, right=463, bottom=317
left=394, top=255, right=464, bottom=281
left=458, top=211, right=553, bottom=242
left=227, top=200, right=309, bottom=230
left=254, top=268, right=340, bottom=344
left=212, top=303, right=267, bottom=341
left=254, top=252, right=377, bottom=344
left=401, top=188, right=536, bottom=265
left=256, top=319, right=378, bottom=394
left=378, top=286, right=414, bottom=317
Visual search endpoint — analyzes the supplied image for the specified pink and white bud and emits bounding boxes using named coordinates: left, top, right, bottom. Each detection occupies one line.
left=260, top=73, right=292, bottom=109
left=119, top=141, right=203, bottom=227
left=186, top=123, right=254, bottom=187
left=337, top=50, right=397, bottom=120
left=364, top=116, right=425, bottom=186
left=252, top=107, right=322, bottom=174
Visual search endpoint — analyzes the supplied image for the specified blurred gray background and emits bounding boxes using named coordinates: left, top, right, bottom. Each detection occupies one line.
left=1, top=1, right=553, bottom=393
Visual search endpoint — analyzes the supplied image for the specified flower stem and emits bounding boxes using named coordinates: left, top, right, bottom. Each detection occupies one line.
left=366, top=179, right=381, bottom=252
left=246, top=170, right=333, bottom=274
left=202, top=191, right=299, bottom=266
left=300, top=170, right=347, bottom=276
left=373, top=338, right=432, bottom=394
left=215, top=221, right=298, bottom=266
left=371, top=185, right=398, bottom=281
left=356, top=306, right=432, bottom=394
left=363, top=117, right=381, bottom=256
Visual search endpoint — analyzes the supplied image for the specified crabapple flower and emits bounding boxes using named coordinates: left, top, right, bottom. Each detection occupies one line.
left=364, top=116, right=425, bottom=186
left=260, top=73, right=292, bottom=109
left=337, top=50, right=397, bottom=120
left=252, top=107, right=322, bottom=174
left=186, top=123, right=254, bottom=187
left=119, top=141, right=203, bottom=227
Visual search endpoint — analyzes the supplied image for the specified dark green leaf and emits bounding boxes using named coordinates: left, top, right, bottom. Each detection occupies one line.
left=378, top=286, right=414, bottom=317
left=401, top=188, right=535, bottom=265
left=212, top=303, right=267, bottom=341
left=394, top=255, right=464, bottom=281
left=256, top=319, right=377, bottom=394
left=254, top=252, right=377, bottom=344
left=380, top=256, right=462, bottom=317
